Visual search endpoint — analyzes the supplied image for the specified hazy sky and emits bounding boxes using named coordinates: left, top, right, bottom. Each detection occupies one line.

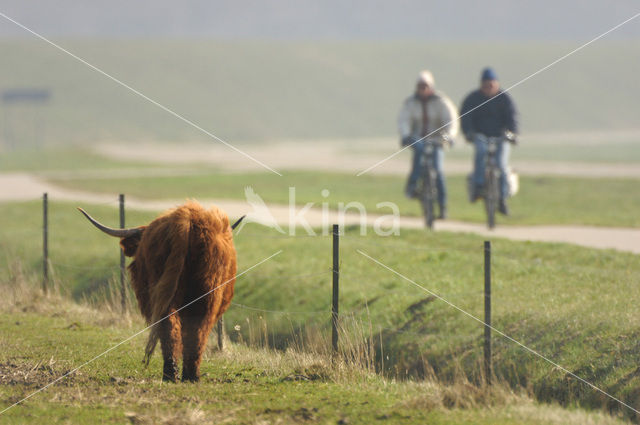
left=0, top=0, right=639, bottom=40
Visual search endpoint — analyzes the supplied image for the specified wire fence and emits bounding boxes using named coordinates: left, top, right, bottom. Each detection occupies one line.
left=3, top=192, right=640, bottom=417
left=3, top=191, right=492, bottom=328
left=3, top=192, right=635, bottom=320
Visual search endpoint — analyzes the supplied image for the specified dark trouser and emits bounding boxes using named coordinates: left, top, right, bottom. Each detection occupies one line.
left=472, top=135, right=511, bottom=200
left=407, top=141, right=447, bottom=207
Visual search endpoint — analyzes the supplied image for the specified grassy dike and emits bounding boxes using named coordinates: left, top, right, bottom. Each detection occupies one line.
left=1, top=200, right=640, bottom=421
left=0, top=277, right=632, bottom=424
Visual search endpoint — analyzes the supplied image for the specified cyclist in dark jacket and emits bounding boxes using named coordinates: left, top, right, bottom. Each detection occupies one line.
left=460, top=67, right=518, bottom=215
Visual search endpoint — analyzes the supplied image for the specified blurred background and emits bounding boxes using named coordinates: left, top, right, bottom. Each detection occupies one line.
left=1, top=0, right=639, bottom=163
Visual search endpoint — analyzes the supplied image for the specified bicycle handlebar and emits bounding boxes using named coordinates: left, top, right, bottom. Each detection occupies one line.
left=475, top=134, right=504, bottom=144
left=475, top=132, right=517, bottom=145
left=421, top=135, right=451, bottom=148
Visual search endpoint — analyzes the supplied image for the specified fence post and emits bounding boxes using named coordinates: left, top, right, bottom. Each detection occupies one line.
left=42, top=192, right=48, bottom=294
left=332, top=224, right=340, bottom=354
left=119, top=194, right=126, bottom=312
left=484, top=240, right=492, bottom=384
left=217, top=318, right=224, bottom=351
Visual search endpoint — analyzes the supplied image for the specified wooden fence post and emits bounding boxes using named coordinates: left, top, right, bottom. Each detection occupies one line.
left=42, top=192, right=48, bottom=294
left=119, top=194, right=126, bottom=312
left=332, top=224, right=340, bottom=354
left=484, top=240, right=492, bottom=384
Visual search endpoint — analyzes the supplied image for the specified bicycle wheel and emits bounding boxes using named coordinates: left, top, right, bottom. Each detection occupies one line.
left=484, top=167, right=499, bottom=229
left=421, top=169, right=436, bottom=229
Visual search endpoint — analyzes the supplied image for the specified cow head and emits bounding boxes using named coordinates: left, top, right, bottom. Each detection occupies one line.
left=78, top=208, right=245, bottom=257
left=78, top=208, right=145, bottom=256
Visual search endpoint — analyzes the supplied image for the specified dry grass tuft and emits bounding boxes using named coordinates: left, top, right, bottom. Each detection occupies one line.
left=207, top=311, right=532, bottom=413
left=124, top=407, right=235, bottom=425
left=0, top=260, right=138, bottom=329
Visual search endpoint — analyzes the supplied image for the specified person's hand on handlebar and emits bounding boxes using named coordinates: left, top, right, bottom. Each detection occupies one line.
left=441, top=134, right=454, bottom=148
left=504, top=131, right=518, bottom=145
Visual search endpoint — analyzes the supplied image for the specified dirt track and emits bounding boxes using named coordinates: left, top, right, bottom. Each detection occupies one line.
left=95, top=141, right=640, bottom=178
left=2, top=172, right=639, bottom=254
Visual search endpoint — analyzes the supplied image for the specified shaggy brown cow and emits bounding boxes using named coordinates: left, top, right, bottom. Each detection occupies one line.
left=79, top=201, right=244, bottom=382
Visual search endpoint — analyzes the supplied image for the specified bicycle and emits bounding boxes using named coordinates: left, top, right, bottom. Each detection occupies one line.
left=470, top=133, right=515, bottom=229
left=418, top=136, right=449, bottom=229
left=483, top=135, right=502, bottom=229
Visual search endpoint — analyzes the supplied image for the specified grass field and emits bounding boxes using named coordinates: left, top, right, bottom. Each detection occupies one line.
left=447, top=137, right=640, bottom=163
left=1, top=200, right=640, bottom=421
left=0, top=147, right=160, bottom=172
left=0, top=287, right=630, bottom=424
left=3, top=36, right=640, bottom=424
left=46, top=168, right=640, bottom=227
left=1, top=39, right=640, bottom=147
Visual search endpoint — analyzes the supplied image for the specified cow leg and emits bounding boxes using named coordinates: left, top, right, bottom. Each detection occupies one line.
left=159, top=312, right=182, bottom=383
left=180, top=314, right=216, bottom=382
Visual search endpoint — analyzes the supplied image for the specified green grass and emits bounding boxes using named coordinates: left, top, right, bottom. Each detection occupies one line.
left=0, top=147, right=163, bottom=173
left=447, top=139, right=640, bottom=163
left=47, top=169, right=640, bottom=227
left=1, top=200, right=640, bottom=420
left=0, top=286, right=631, bottom=424
left=1, top=39, right=640, bottom=146
left=505, top=141, right=640, bottom=163
left=0, top=200, right=155, bottom=299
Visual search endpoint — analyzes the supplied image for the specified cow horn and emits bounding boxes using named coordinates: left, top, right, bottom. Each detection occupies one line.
left=78, top=208, right=143, bottom=238
left=231, top=215, right=246, bottom=230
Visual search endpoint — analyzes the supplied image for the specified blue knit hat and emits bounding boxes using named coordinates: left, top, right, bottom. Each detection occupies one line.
left=481, top=67, right=498, bottom=81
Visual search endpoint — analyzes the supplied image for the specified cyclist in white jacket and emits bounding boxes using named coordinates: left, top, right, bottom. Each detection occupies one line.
left=398, top=70, right=459, bottom=219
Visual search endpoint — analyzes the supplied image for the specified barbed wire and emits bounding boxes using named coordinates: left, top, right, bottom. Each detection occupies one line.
left=341, top=235, right=637, bottom=281
left=224, top=301, right=459, bottom=341
left=341, top=234, right=484, bottom=254
left=241, top=268, right=331, bottom=280
left=227, top=267, right=333, bottom=316
left=0, top=228, right=43, bottom=236
left=49, top=260, right=121, bottom=272
left=224, top=297, right=428, bottom=338
left=335, top=264, right=487, bottom=301
left=227, top=310, right=436, bottom=340
left=235, top=232, right=328, bottom=239
left=77, top=198, right=122, bottom=207
left=491, top=250, right=640, bottom=276
left=230, top=302, right=330, bottom=315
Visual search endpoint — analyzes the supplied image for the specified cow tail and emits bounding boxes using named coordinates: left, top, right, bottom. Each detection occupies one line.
left=143, top=218, right=191, bottom=366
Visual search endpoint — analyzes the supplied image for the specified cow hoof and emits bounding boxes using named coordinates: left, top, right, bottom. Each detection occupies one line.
left=181, top=375, right=200, bottom=383
left=162, top=373, right=178, bottom=383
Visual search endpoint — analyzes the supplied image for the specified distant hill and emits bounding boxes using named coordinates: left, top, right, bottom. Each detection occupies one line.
left=0, top=0, right=639, bottom=40
left=1, top=39, right=639, bottom=147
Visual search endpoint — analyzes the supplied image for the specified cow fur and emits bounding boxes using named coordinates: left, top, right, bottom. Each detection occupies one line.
left=118, top=201, right=237, bottom=382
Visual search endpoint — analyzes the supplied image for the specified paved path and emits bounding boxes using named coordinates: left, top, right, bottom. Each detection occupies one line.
left=1, top=172, right=639, bottom=254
